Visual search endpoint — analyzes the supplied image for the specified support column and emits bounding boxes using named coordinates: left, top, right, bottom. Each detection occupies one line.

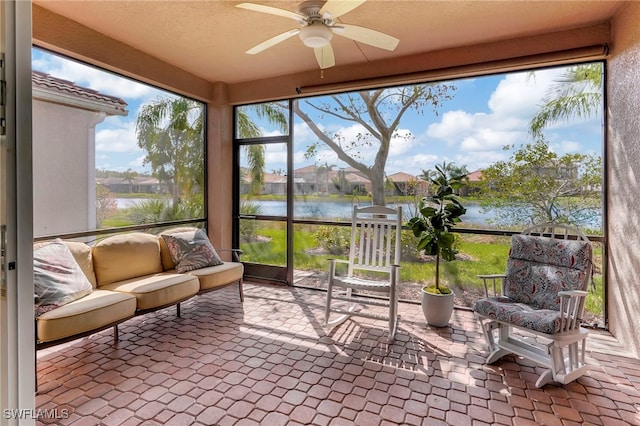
left=207, top=82, right=234, bottom=258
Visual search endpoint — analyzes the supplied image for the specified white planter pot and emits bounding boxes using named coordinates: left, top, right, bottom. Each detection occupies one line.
left=421, top=289, right=455, bottom=327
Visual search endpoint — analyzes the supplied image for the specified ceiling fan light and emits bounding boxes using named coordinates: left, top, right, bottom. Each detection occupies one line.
left=299, top=23, right=333, bottom=48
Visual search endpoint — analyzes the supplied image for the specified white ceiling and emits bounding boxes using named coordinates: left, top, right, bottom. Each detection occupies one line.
left=34, top=0, right=625, bottom=85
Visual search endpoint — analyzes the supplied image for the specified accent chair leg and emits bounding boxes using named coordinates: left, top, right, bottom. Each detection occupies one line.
left=113, top=325, right=119, bottom=344
left=239, top=279, right=244, bottom=302
left=177, top=303, right=181, bottom=318
left=535, top=369, right=554, bottom=388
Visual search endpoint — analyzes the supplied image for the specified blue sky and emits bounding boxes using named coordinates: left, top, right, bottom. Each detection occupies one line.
left=33, top=48, right=603, bottom=177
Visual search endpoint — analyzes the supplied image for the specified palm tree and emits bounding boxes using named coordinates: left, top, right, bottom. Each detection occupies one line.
left=136, top=97, right=204, bottom=204
left=236, top=102, right=288, bottom=195
left=315, top=162, right=335, bottom=194
left=122, top=168, right=137, bottom=193
left=529, top=63, right=603, bottom=138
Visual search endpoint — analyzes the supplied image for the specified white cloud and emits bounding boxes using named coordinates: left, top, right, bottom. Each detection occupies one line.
left=421, top=67, right=602, bottom=174
left=264, top=144, right=288, bottom=166
left=459, top=129, right=523, bottom=151
left=389, top=153, right=439, bottom=176
left=554, top=140, right=582, bottom=155
left=427, top=110, right=479, bottom=141
left=96, top=121, right=140, bottom=153
left=126, top=156, right=151, bottom=173
left=388, top=129, right=415, bottom=156
left=487, top=70, right=559, bottom=119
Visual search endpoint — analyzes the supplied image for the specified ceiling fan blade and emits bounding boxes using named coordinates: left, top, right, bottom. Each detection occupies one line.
left=337, top=23, right=399, bottom=51
left=246, top=29, right=300, bottom=55
left=314, top=44, right=335, bottom=69
left=320, top=0, right=366, bottom=19
left=236, top=3, right=305, bottom=23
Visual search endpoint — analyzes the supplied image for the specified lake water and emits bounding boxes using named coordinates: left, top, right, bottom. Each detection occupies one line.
left=117, top=198, right=601, bottom=228
left=116, top=198, right=167, bottom=208
left=247, top=199, right=602, bottom=228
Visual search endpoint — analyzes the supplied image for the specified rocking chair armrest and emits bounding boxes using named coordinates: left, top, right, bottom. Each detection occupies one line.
left=328, top=258, right=349, bottom=276
left=477, top=274, right=507, bottom=298
left=558, top=290, right=588, bottom=298
left=557, top=290, right=589, bottom=331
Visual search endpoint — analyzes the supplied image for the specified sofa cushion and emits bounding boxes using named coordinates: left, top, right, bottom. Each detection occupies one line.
left=473, top=296, right=563, bottom=334
left=184, top=262, right=244, bottom=291
left=92, top=233, right=163, bottom=286
left=36, top=289, right=136, bottom=343
left=64, top=241, right=98, bottom=288
left=34, top=239, right=93, bottom=316
left=161, top=229, right=223, bottom=273
left=99, top=272, right=199, bottom=311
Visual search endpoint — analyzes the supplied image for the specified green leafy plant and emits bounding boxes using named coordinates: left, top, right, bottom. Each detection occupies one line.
left=313, top=225, right=352, bottom=255
left=407, top=165, right=467, bottom=294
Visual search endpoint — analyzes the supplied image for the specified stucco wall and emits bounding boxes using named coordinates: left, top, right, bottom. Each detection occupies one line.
left=33, top=100, right=102, bottom=237
left=207, top=83, right=234, bottom=259
left=607, top=2, right=640, bottom=358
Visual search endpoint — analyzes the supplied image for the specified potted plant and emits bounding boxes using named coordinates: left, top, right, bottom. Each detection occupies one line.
left=408, top=165, right=467, bottom=327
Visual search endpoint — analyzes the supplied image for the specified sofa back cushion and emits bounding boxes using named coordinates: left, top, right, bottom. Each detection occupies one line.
left=65, top=241, right=98, bottom=288
left=504, top=234, right=592, bottom=310
left=92, top=232, right=163, bottom=286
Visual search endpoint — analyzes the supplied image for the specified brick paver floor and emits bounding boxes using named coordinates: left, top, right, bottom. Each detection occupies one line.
left=36, top=284, right=640, bottom=425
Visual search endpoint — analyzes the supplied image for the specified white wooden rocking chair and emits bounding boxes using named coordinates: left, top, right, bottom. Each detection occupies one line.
left=473, top=223, right=593, bottom=388
left=325, top=205, right=402, bottom=342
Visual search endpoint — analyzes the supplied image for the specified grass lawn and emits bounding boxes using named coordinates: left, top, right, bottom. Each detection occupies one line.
left=240, top=224, right=604, bottom=322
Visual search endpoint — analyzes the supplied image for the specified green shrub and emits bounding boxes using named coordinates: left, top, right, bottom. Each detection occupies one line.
left=239, top=200, right=262, bottom=242
left=313, top=225, right=351, bottom=255
left=399, top=230, right=422, bottom=261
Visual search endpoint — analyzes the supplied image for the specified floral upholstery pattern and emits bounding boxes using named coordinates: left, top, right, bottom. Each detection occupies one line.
left=34, top=239, right=93, bottom=316
left=473, top=297, right=564, bottom=334
left=473, top=234, right=592, bottom=334
left=161, top=229, right=223, bottom=273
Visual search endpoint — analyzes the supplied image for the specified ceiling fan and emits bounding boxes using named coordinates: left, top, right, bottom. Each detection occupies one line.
left=236, top=0, right=400, bottom=69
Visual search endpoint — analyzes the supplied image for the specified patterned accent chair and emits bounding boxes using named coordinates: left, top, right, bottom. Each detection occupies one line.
left=473, top=224, right=593, bottom=388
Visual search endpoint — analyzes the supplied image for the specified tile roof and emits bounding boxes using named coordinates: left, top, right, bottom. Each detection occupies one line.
left=467, top=170, right=483, bottom=181
left=388, top=171, right=421, bottom=182
left=32, top=70, right=128, bottom=114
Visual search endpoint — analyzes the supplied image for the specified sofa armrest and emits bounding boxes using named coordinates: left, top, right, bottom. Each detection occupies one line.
left=217, top=248, right=243, bottom=262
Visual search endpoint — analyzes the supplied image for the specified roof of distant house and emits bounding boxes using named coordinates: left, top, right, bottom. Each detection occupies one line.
left=32, top=70, right=128, bottom=116
left=387, top=172, right=421, bottom=182
left=467, top=170, right=483, bottom=181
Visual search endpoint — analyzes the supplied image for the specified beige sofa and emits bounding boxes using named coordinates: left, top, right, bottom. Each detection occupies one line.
left=36, top=230, right=244, bottom=349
